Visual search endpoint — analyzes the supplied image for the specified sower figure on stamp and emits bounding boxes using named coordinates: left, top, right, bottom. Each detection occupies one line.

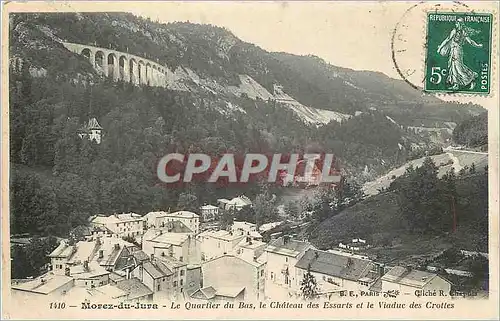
left=437, top=17, right=483, bottom=90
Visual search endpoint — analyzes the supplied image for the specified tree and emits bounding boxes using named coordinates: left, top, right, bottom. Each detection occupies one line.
left=394, top=157, right=450, bottom=233
left=235, top=206, right=256, bottom=223
left=284, top=200, right=300, bottom=220
left=177, top=192, right=199, bottom=213
left=300, top=264, right=319, bottom=300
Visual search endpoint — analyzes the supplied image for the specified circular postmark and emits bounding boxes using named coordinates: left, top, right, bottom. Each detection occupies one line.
left=391, top=1, right=482, bottom=93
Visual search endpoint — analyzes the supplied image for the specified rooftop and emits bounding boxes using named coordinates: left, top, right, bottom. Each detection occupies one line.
left=68, top=241, right=97, bottom=264
left=11, top=272, right=74, bottom=295
left=158, top=255, right=187, bottom=269
left=131, top=250, right=150, bottom=263
left=156, top=221, right=193, bottom=233
left=90, top=284, right=127, bottom=300
left=233, top=221, right=256, bottom=228
left=258, top=221, right=283, bottom=233
left=381, top=266, right=449, bottom=288
left=90, top=213, right=143, bottom=225
left=295, top=249, right=374, bottom=282
left=266, top=236, right=311, bottom=257
left=192, top=286, right=217, bottom=299
left=115, top=277, right=154, bottom=300
left=70, top=262, right=110, bottom=279
left=237, top=238, right=267, bottom=250
left=142, top=260, right=173, bottom=279
left=149, top=233, right=190, bottom=246
left=218, top=196, right=252, bottom=207
left=48, top=240, right=75, bottom=258
left=205, top=254, right=265, bottom=268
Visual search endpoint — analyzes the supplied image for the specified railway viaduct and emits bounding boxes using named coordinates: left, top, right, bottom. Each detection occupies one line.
left=62, top=42, right=172, bottom=87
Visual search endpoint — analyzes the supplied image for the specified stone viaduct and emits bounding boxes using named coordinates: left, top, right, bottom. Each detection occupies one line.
left=62, top=42, right=171, bottom=87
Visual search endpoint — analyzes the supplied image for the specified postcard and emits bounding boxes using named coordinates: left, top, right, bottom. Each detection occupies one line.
left=1, top=1, right=498, bottom=319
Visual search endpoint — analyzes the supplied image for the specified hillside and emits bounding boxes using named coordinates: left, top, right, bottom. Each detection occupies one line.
left=8, top=12, right=487, bottom=237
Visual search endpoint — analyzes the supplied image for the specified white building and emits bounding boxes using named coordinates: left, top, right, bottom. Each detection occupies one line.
left=200, top=205, right=219, bottom=222
left=89, top=213, right=144, bottom=238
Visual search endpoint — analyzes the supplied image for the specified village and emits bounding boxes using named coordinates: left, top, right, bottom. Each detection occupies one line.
left=11, top=192, right=470, bottom=305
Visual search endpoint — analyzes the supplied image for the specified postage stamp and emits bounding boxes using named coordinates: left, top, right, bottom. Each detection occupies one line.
left=424, top=12, right=493, bottom=94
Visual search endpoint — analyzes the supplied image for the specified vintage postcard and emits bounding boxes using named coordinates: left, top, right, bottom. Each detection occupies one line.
left=1, top=1, right=499, bottom=320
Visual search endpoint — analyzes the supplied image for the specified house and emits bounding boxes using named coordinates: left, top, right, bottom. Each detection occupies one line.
left=142, top=229, right=200, bottom=265
left=78, top=117, right=103, bottom=144
left=155, top=211, right=200, bottom=235
left=264, top=236, right=312, bottom=289
left=131, top=258, right=175, bottom=295
left=200, top=205, right=219, bottom=222
left=197, top=230, right=246, bottom=261
left=89, top=213, right=144, bottom=239
left=202, top=254, right=266, bottom=300
left=190, top=286, right=245, bottom=302
left=11, top=272, right=75, bottom=300
left=380, top=266, right=452, bottom=295
left=217, top=195, right=252, bottom=211
left=295, top=249, right=382, bottom=295
left=130, top=254, right=192, bottom=299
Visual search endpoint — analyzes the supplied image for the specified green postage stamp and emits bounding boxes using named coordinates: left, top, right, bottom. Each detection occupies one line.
left=425, top=12, right=493, bottom=94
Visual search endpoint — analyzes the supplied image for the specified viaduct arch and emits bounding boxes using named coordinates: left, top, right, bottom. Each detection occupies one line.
left=62, top=42, right=172, bottom=87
